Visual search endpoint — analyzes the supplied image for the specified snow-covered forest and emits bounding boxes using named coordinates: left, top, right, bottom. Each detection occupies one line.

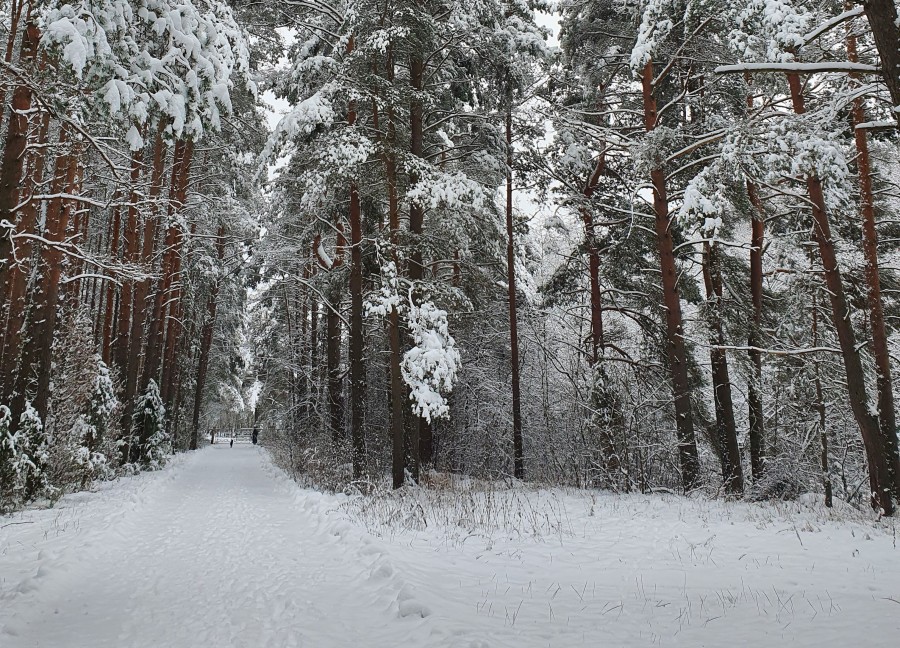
left=2, top=0, right=900, bottom=643
left=5, top=0, right=900, bottom=511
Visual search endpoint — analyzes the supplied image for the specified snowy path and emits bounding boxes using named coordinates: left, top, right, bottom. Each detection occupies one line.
left=0, top=445, right=440, bottom=647
left=2, top=445, right=900, bottom=647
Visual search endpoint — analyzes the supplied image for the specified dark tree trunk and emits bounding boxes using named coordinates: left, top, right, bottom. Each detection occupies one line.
left=580, top=153, right=620, bottom=480
left=812, top=292, right=832, bottom=508
left=1, top=110, right=49, bottom=403
left=787, top=71, right=894, bottom=514
left=9, top=129, right=74, bottom=431
left=347, top=82, right=366, bottom=478
left=746, top=179, right=766, bottom=482
left=190, top=225, right=226, bottom=450
left=641, top=60, right=701, bottom=492
left=861, top=0, right=900, bottom=122
left=0, top=0, right=26, bottom=127
left=326, top=291, right=344, bottom=442
left=101, top=203, right=123, bottom=365
left=405, top=50, right=426, bottom=480
left=112, top=145, right=145, bottom=375
left=702, top=242, right=744, bottom=495
left=121, top=125, right=168, bottom=459
left=0, top=22, right=39, bottom=314
left=848, top=27, right=900, bottom=500
left=378, top=48, right=406, bottom=489
left=142, top=139, right=192, bottom=403
left=309, top=244, right=319, bottom=417
left=505, top=107, right=525, bottom=480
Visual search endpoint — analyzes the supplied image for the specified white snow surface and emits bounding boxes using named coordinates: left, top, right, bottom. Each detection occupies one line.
left=1, top=445, right=899, bottom=647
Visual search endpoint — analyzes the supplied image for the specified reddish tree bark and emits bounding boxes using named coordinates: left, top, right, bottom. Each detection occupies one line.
left=0, top=22, right=40, bottom=314
left=112, top=145, right=145, bottom=374
left=121, top=126, right=168, bottom=459
left=746, top=178, right=766, bottom=482
left=641, top=60, right=701, bottom=492
left=142, top=139, right=192, bottom=397
left=848, top=26, right=900, bottom=500
left=8, top=129, right=74, bottom=430
left=787, top=72, right=894, bottom=514
left=0, top=0, right=26, bottom=128
left=101, top=204, right=123, bottom=365
left=0, top=109, right=49, bottom=402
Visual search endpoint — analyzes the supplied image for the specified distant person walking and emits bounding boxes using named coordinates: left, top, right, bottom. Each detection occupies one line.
left=230, top=439, right=234, bottom=448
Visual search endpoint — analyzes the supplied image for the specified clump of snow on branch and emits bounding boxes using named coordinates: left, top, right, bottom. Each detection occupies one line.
left=677, top=166, right=727, bottom=238
left=401, top=299, right=460, bottom=422
left=630, top=0, right=675, bottom=71
left=760, top=115, right=852, bottom=212
left=406, top=166, right=488, bottom=212
left=729, top=0, right=813, bottom=62
left=42, top=0, right=252, bottom=139
left=365, top=252, right=402, bottom=319
left=260, top=89, right=336, bottom=167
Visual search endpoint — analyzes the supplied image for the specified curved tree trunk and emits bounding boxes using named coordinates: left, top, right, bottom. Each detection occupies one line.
left=787, top=71, right=894, bottom=515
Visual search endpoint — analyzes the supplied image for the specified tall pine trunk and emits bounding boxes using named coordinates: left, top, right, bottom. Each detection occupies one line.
left=746, top=178, right=766, bottom=482
left=112, top=145, right=145, bottom=374
left=505, top=106, right=524, bottom=480
left=641, top=60, right=701, bottom=492
left=326, top=226, right=344, bottom=444
left=0, top=22, right=39, bottom=315
left=848, top=26, right=900, bottom=500
left=8, top=129, right=74, bottom=430
left=405, top=50, right=426, bottom=479
left=860, top=0, right=900, bottom=121
left=702, top=242, right=743, bottom=495
left=812, top=291, right=832, bottom=507
left=377, top=47, right=406, bottom=489
left=787, top=72, right=894, bottom=514
left=190, top=225, right=226, bottom=450
left=347, top=74, right=366, bottom=478
left=1, top=110, right=49, bottom=402
left=121, top=126, right=167, bottom=459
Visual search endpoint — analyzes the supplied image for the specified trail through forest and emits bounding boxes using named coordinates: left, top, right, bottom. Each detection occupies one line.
left=2, top=446, right=900, bottom=647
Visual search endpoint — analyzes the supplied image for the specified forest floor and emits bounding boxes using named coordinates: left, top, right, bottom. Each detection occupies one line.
left=1, top=445, right=899, bottom=647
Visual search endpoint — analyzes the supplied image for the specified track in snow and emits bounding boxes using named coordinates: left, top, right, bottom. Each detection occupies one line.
left=0, top=445, right=436, bottom=648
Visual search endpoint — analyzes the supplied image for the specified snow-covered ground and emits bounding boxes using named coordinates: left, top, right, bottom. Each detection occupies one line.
left=2, top=446, right=898, bottom=647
